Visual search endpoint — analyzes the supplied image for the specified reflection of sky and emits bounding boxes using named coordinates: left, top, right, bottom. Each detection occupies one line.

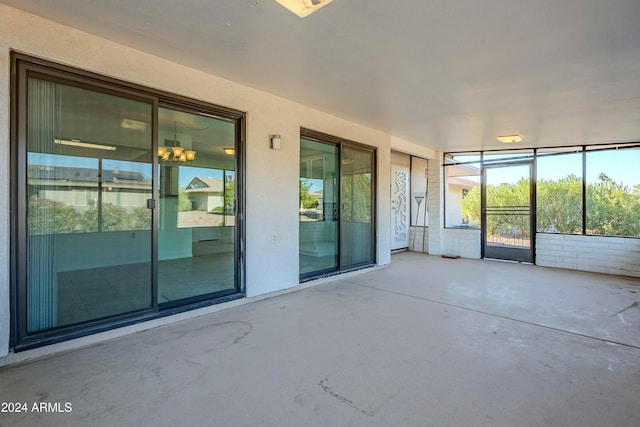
left=29, top=152, right=96, bottom=168
left=304, top=178, right=323, bottom=193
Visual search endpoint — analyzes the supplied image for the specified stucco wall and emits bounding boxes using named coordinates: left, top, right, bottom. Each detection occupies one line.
left=0, top=5, right=392, bottom=355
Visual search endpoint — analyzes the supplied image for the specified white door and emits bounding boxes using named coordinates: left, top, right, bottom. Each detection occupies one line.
left=391, top=164, right=410, bottom=250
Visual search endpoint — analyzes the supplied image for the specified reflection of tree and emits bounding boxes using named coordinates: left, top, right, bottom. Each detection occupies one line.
left=178, top=187, right=192, bottom=211
left=28, top=198, right=83, bottom=234
left=81, top=200, right=151, bottom=231
left=459, top=173, right=640, bottom=237
left=225, top=178, right=235, bottom=214
left=299, top=179, right=319, bottom=209
left=342, top=174, right=371, bottom=223
left=28, top=198, right=151, bottom=234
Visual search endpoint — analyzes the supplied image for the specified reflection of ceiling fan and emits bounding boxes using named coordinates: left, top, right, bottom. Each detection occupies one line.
left=275, top=0, right=335, bottom=18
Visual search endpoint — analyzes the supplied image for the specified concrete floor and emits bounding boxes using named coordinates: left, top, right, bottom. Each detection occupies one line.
left=1, top=252, right=639, bottom=427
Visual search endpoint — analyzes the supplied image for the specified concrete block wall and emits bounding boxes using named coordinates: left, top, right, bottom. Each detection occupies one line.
left=442, top=229, right=482, bottom=259
left=427, top=158, right=444, bottom=255
left=408, top=226, right=429, bottom=253
left=537, top=234, right=640, bottom=277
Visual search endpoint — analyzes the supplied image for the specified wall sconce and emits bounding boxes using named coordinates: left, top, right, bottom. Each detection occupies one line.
left=270, top=135, right=281, bottom=150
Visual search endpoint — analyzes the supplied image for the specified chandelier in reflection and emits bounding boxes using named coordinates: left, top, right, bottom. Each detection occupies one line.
left=158, top=120, right=199, bottom=163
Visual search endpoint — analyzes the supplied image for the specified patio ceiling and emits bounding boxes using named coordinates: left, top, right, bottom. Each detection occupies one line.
left=5, top=0, right=640, bottom=152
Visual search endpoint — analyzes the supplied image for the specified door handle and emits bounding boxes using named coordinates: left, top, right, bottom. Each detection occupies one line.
left=146, top=199, right=156, bottom=210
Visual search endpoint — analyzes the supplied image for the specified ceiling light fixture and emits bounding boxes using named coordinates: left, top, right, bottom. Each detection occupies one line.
left=54, top=138, right=117, bottom=151
left=497, top=134, right=523, bottom=144
left=274, top=0, right=334, bottom=18
left=158, top=121, right=196, bottom=163
left=223, top=147, right=236, bottom=156
left=120, top=118, right=148, bottom=130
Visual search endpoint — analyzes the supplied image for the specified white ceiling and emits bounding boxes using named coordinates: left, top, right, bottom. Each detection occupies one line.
left=5, top=0, right=640, bottom=152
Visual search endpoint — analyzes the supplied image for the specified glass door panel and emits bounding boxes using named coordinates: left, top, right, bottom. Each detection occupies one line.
left=483, top=163, right=533, bottom=262
left=340, top=145, right=375, bottom=268
left=25, top=77, right=153, bottom=333
left=157, top=107, right=237, bottom=304
left=299, top=139, right=339, bottom=277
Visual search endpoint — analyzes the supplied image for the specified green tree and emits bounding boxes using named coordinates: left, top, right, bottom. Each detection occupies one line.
left=537, top=174, right=582, bottom=233
left=178, top=187, right=192, bottom=211
left=129, top=206, right=152, bottom=230
left=459, top=172, right=640, bottom=237
left=224, top=178, right=235, bottom=214
left=341, top=173, right=371, bottom=223
left=460, top=187, right=481, bottom=227
left=587, top=173, right=640, bottom=236
left=27, top=198, right=83, bottom=234
left=81, top=201, right=134, bottom=231
left=299, top=179, right=319, bottom=209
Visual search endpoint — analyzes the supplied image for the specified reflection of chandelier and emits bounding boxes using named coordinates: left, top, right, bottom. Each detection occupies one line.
left=158, top=121, right=196, bottom=163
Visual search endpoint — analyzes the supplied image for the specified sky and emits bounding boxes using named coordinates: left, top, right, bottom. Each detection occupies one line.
left=450, top=149, right=640, bottom=187
left=488, top=150, right=639, bottom=186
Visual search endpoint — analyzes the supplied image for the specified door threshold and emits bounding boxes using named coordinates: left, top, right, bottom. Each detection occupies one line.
left=484, top=257, right=533, bottom=265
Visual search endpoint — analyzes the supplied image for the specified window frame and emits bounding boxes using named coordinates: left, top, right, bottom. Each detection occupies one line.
left=443, top=143, right=640, bottom=239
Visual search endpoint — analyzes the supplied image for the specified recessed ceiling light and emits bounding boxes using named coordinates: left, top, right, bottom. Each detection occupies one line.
left=54, top=139, right=117, bottom=151
left=497, top=135, right=522, bottom=144
left=121, top=118, right=148, bottom=130
left=274, top=0, right=334, bottom=18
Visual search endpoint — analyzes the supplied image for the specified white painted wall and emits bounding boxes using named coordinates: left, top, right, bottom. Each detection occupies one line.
left=537, top=234, right=640, bottom=277
left=446, top=187, right=466, bottom=227
left=0, top=5, right=392, bottom=355
left=410, top=157, right=429, bottom=228
left=0, top=8, right=9, bottom=359
left=390, top=136, right=436, bottom=160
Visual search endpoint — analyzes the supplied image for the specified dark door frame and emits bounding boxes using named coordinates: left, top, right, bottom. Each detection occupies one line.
left=299, top=128, right=377, bottom=281
left=481, top=160, right=535, bottom=263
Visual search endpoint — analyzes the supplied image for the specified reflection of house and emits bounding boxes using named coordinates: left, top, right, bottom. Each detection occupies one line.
left=28, top=164, right=151, bottom=212
left=185, top=177, right=224, bottom=212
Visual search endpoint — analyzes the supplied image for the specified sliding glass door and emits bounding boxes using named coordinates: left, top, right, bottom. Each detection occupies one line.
left=13, top=55, right=244, bottom=348
left=299, top=131, right=376, bottom=280
left=157, top=107, right=237, bottom=304
left=341, top=145, right=375, bottom=268
left=299, top=138, right=339, bottom=277
left=21, top=76, right=154, bottom=334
